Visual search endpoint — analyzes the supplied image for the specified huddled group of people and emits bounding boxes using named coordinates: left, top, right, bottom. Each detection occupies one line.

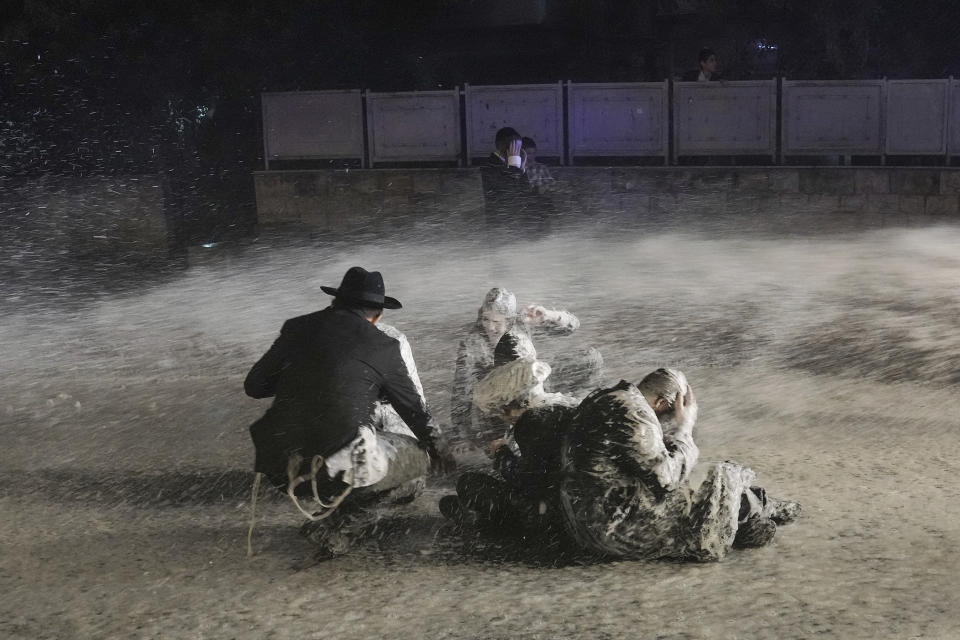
left=244, top=265, right=801, bottom=562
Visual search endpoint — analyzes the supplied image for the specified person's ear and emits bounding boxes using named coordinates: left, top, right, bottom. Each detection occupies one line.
left=652, top=396, right=669, bottom=413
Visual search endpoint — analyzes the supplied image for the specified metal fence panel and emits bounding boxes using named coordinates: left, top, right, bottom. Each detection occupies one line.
left=567, top=82, right=667, bottom=161
left=366, top=89, right=461, bottom=163
left=782, top=80, right=884, bottom=155
left=950, top=78, right=960, bottom=155
left=465, top=83, right=564, bottom=162
left=886, top=80, right=948, bottom=155
left=261, top=91, right=363, bottom=166
left=673, top=81, right=777, bottom=157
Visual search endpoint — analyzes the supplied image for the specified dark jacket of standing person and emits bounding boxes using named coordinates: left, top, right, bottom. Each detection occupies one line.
left=480, top=125, right=560, bottom=235
left=245, top=275, right=444, bottom=489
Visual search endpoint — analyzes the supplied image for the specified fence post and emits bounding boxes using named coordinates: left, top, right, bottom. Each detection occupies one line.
left=260, top=92, right=270, bottom=171
left=563, top=80, right=571, bottom=166
left=669, top=78, right=676, bottom=165
left=947, top=77, right=954, bottom=164
left=880, top=77, right=887, bottom=166
left=662, top=79, right=670, bottom=166
left=772, top=76, right=780, bottom=165
left=778, top=77, right=787, bottom=165
left=463, top=83, right=473, bottom=166
left=360, top=89, right=373, bottom=169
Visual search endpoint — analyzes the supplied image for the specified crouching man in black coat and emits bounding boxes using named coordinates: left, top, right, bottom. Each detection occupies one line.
left=245, top=266, right=455, bottom=556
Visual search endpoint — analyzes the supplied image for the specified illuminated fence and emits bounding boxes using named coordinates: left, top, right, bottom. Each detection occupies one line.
left=261, top=79, right=960, bottom=167
left=673, top=80, right=776, bottom=161
left=782, top=80, right=885, bottom=157
left=567, top=81, right=668, bottom=163
left=261, top=90, right=364, bottom=169
left=464, top=83, right=564, bottom=162
left=950, top=78, right=960, bottom=157
left=365, top=89, right=461, bottom=164
left=885, top=80, right=948, bottom=156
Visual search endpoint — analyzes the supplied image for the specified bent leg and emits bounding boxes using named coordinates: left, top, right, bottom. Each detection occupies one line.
left=304, top=433, right=429, bottom=557
left=351, top=431, right=429, bottom=504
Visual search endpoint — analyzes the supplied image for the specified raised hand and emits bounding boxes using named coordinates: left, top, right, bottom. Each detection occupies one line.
left=522, top=304, right=548, bottom=325
left=672, top=384, right=698, bottom=433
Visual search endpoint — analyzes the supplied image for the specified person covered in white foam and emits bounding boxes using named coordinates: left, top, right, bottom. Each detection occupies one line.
left=451, top=286, right=601, bottom=458
left=559, top=368, right=802, bottom=561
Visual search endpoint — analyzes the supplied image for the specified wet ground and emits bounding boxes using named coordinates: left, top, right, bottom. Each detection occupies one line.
left=3, top=209, right=960, bottom=639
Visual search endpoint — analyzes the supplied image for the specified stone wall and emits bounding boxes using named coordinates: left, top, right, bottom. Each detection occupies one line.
left=551, top=167, right=960, bottom=219
left=253, top=169, right=484, bottom=232
left=253, top=167, right=960, bottom=231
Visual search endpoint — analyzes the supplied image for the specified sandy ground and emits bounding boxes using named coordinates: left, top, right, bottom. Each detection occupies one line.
left=3, top=212, right=960, bottom=639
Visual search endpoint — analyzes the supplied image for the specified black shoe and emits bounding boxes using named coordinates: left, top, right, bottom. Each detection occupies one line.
left=733, top=516, right=777, bottom=548
left=301, top=523, right=354, bottom=558
left=768, top=499, right=802, bottom=525
left=493, top=447, right=519, bottom=479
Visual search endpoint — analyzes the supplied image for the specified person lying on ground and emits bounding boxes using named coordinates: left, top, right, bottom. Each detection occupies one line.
left=559, top=368, right=801, bottom=562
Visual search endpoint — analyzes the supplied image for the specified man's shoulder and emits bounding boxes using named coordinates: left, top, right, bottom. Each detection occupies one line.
left=481, top=154, right=524, bottom=180
left=519, top=403, right=575, bottom=429
left=358, top=321, right=406, bottom=357
left=375, top=322, right=407, bottom=344
left=483, top=152, right=505, bottom=168
left=282, top=308, right=386, bottom=343
left=281, top=308, right=332, bottom=331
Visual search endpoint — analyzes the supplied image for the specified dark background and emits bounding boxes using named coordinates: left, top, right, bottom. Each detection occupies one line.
left=2, top=0, right=959, bottom=243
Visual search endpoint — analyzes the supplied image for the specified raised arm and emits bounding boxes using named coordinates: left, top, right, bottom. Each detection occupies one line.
left=521, top=304, right=580, bottom=335
left=381, top=341, right=445, bottom=456
left=376, top=323, right=427, bottom=407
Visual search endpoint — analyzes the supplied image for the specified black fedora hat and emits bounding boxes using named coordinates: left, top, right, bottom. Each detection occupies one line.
left=321, top=266, right=402, bottom=309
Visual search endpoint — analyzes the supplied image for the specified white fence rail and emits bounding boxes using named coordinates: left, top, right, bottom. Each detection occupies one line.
left=567, top=81, right=668, bottom=163
left=261, top=79, right=960, bottom=167
left=782, top=80, right=884, bottom=156
left=885, top=80, right=948, bottom=155
left=464, top=83, right=564, bottom=163
left=673, top=80, right=776, bottom=160
left=261, top=90, right=364, bottom=169
left=366, top=89, right=461, bottom=164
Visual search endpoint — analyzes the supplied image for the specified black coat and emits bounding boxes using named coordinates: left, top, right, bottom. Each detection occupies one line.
left=513, top=404, right=575, bottom=490
left=480, top=153, right=554, bottom=234
left=245, top=306, right=441, bottom=485
left=680, top=69, right=722, bottom=81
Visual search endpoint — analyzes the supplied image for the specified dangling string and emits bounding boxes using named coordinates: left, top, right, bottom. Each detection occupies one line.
left=287, top=454, right=353, bottom=521
left=246, top=472, right=263, bottom=558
